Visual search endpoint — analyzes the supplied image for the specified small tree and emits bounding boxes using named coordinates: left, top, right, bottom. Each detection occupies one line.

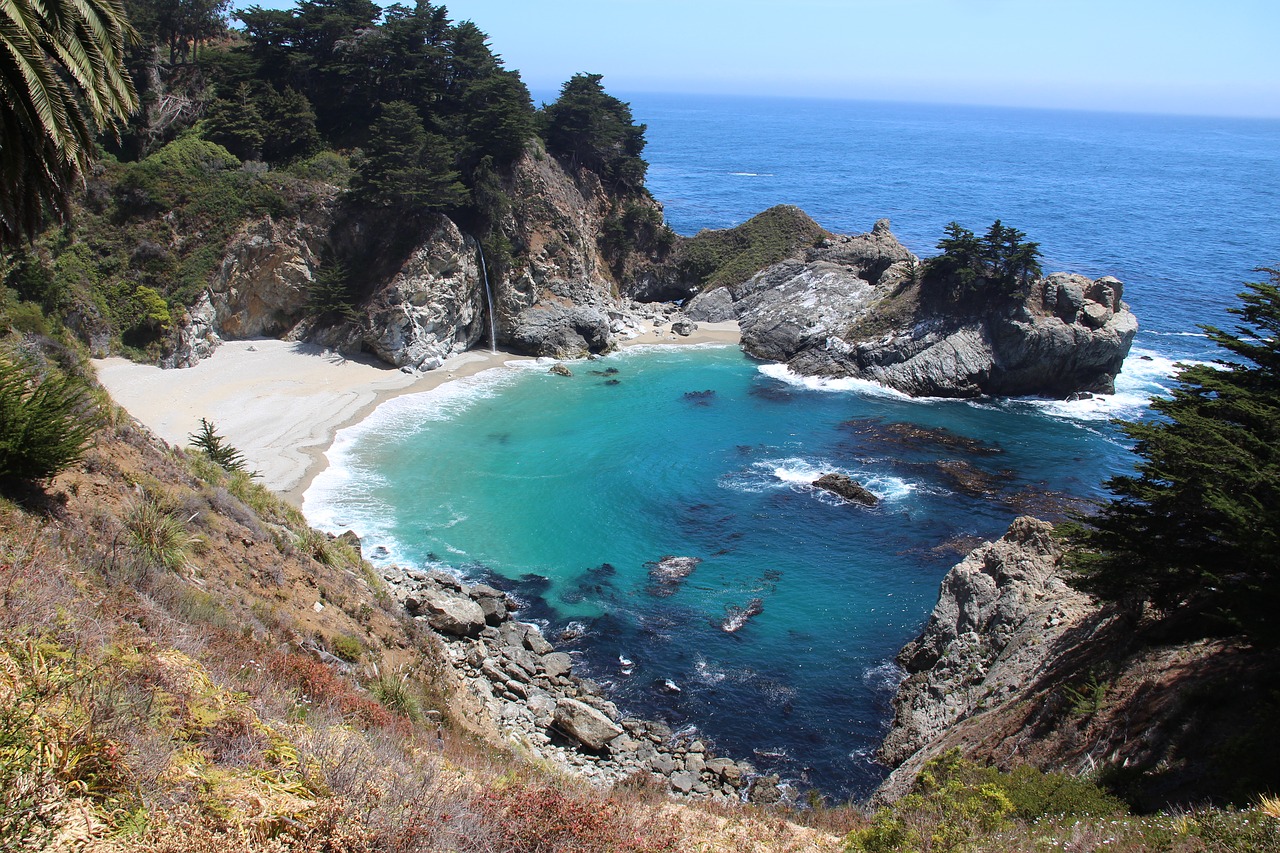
left=188, top=417, right=247, bottom=472
left=0, top=356, right=100, bottom=484
left=1067, top=269, right=1280, bottom=645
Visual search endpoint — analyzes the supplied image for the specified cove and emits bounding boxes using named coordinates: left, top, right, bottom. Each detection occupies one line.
left=304, top=343, right=1168, bottom=799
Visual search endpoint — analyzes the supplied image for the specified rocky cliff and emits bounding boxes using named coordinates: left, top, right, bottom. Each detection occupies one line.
left=169, top=143, right=673, bottom=369
left=874, top=517, right=1278, bottom=810
left=692, top=219, right=1137, bottom=399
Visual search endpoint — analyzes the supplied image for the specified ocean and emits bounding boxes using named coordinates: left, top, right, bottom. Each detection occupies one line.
left=304, top=95, right=1280, bottom=801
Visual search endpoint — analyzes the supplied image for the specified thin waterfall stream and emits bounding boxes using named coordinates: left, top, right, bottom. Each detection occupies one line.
left=477, top=244, right=497, bottom=354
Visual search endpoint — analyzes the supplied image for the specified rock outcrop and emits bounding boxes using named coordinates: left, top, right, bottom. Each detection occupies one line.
left=875, top=517, right=1094, bottom=800
left=874, top=516, right=1278, bottom=811
left=722, top=220, right=1137, bottom=399
left=812, top=473, right=879, bottom=506
left=181, top=144, right=672, bottom=369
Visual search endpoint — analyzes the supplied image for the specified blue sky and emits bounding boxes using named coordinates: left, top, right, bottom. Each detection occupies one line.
left=246, top=0, right=1280, bottom=117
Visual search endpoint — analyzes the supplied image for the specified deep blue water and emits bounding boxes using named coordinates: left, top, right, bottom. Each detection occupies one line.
left=306, top=96, right=1280, bottom=801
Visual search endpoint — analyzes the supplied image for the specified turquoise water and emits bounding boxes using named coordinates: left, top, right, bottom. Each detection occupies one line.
left=305, top=344, right=1173, bottom=798
left=305, top=96, right=1280, bottom=799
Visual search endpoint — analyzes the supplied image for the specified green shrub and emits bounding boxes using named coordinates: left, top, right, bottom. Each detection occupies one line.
left=679, top=204, right=830, bottom=290
left=330, top=634, right=363, bottom=663
left=0, top=354, right=100, bottom=484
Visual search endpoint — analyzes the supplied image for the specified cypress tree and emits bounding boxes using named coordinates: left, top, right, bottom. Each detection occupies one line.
left=1068, top=269, right=1280, bottom=645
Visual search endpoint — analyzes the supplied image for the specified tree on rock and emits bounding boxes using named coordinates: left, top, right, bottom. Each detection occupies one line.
left=1068, top=269, right=1280, bottom=646
left=924, top=220, right=1042, bottom=304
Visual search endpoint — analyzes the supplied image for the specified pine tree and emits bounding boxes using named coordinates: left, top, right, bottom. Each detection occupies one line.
left=188, top=417, right=247, bottom=472
left=541, top=73, right=647, bottom=191
left=1068, top=269, right=1280, bottom=645
left=351, top=101, right=468, bottom=213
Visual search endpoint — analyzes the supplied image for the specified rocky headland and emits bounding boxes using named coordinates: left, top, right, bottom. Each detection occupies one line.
left=163, top=159, right=1135, bottom=403
left=689, top=218, right=1138, bottom=398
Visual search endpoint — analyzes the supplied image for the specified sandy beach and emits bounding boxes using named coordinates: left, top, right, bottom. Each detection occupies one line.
left=94, top=320, right=740, bottom=506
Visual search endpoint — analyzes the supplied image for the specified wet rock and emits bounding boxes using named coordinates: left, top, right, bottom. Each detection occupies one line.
left=554, top=698, right=623, bottom=751
left=813, top=472, right=879, bottom=506
left=721, top=598, right=764, bottom=633
left=645, top=555, right=702, bottom=596
left=750, top=775, right=784, bottom=804
left=549, top=363, right=573, bottom=377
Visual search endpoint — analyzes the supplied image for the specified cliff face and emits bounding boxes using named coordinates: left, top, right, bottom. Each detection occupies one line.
left=875, top=518, right=1278, bottom=810
left=706, top=219, right=1137, bottom=399
left=877, top=517, right=1094, bottom=793
left=172, top=145, right=669, bottom=369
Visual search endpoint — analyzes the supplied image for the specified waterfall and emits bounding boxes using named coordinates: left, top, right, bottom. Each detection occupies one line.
left=477, top=243, right=497, bottom=354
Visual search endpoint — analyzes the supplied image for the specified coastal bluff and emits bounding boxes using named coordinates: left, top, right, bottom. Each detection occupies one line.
left=689, top=218, right=1138, bottom=399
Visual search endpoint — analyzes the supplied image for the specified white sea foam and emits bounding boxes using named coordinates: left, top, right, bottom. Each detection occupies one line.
left=862, top=661, right=908, bottom=694
left=729, top=171, right=773, bottom=177
left=719, top=456, right=920, bottom=506
left=756, top=363, right=916, bottom=400
left=1019, top=347, right=1213, bottom=423
left=694, top=656, right=727, bottom=685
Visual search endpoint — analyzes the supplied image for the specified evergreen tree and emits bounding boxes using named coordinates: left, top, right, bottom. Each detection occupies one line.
left=260, top=85, right=321, bottom=163
left=923, top=219, right=1042, bottom=303
left=1068, top=269, right=1280, bottom=646
left=541, top=73, right=647, bottom=191
left=350, top=101, right=467, bottom=213
left=188, top=417, right=247, bottom=472
left=203, top=83, right=264, bottom=160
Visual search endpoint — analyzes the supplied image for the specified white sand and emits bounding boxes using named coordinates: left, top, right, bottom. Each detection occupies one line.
left=94, top=321, right=740, bottom=505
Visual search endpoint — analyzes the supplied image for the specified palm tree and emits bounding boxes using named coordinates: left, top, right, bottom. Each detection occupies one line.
left=0, top=0, right=137, bottom=245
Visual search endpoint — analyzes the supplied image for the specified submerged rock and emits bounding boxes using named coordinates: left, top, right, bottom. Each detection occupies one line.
left=812, top=473, right=879, bottom=506
left=721, top=598, right=764, bottom=633
left=645, top=555, right=702, bottom=596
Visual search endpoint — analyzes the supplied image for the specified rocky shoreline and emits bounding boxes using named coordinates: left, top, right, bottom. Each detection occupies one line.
left=375, top=558, right=785, bottom=805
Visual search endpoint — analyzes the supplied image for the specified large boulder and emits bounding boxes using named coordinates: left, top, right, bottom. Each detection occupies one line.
left=507, top=302, right=613, bottom=358
left=357, top=218, right=486, bottom=370
left=553, top=698, right=623, bottom=750
left=411, top=587, right=487, bottom=637
left=812, top=472, right=879, bottom=506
